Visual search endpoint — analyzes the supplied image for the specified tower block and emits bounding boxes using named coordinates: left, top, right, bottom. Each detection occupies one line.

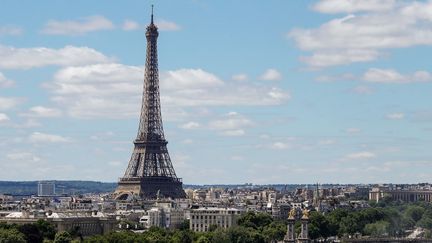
left=114, top=7, right=186, bottom=200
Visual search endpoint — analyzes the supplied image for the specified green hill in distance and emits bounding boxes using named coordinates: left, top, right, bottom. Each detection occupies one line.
left=0, top=181, right=117, bottom=196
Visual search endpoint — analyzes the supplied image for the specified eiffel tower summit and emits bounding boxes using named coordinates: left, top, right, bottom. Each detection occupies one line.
left=115, top=7, right=186, bottom=200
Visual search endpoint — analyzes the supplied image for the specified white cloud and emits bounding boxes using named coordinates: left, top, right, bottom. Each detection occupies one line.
left=28, top=132, right=70, bottom=143
left=209, top=112, right=253, bottom=130
left=156, top=19, right=181, bottom=31
left=289, top=1, right=432, bottom=68
left=161, top=68, right=224, bottom=90
left=297, top=47, right=379, bottom=68
left=345, top=151, right=376, bottom=160
left=6, top=152, right=41, bottom=162
left=313, top=0, right=396, bottom=14
left=271, top=142, right=291, bottom=150
left=0, top=113, right=10, bottom=123
left=363, top=68, right=432, bottom=84
left=222, top=129, right=245, bottom=136
left=209, top=112, right=253, bottom=136
left=21, top=106, right=62, bottom=118
left=0, top=97, right=21, bottom=110
left=122, top=20, right=140, bottom=31
left=0, top=25, right=22, bottom=36
left=386, top=112, right=404, bottom=120
left=0, top=72, right=14, bottom=88
left=180, top=121, right=200, bottom=130
left=232, top=73, right=248, bottom=81
left=352, top=85, right=373, bottom=94
left=346, top=127, right=361, bottom=134
left=46, top=64, right=290, bottom=118
left=259, top=68, right=282, bottom=81
left=0, top=45, right=112, bottom=69
left=42, top=15, right=114, bottom=35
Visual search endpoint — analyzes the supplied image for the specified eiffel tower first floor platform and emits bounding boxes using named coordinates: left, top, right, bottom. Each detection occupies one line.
left=114, top=176, right=186, bottom=200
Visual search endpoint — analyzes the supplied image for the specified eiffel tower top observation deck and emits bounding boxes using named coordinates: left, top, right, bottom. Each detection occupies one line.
left=115, top=6, right=186, bottom=200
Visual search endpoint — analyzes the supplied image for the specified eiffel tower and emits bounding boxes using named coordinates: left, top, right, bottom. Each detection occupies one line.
left=115, top=7, right=186, bottom=200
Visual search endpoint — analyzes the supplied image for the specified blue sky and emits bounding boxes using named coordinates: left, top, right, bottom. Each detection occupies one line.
left=0, top=0, right=431, bottom=184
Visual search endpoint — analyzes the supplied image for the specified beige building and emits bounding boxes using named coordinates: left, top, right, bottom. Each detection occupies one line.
left=189, top=207, right=244, bottom=232
left=1, top=210, right=116, bottom=236
left=369, top=187, right=432, bottom=203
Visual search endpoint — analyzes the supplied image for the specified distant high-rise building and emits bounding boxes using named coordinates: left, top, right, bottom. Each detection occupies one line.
left=114, top=6, right=186, bottom=200
left=38, top=181, right=55, bottom=196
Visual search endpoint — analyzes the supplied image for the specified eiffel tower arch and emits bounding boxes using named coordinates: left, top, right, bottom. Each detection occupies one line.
left=114, top=7, right=186, bottom=200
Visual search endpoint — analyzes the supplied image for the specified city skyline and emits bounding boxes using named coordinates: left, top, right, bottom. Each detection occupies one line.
left=0, top=0, right=431, bottom=184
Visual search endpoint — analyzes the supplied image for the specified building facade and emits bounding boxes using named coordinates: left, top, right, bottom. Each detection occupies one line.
left=189, top=207, right=244, bottom=232
left=38, top=181, right=55, bottom=197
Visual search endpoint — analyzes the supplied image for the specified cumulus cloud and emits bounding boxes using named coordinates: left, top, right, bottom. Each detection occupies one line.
left=0, top=97, right=21, bottom=110
left=346, top=127, right=361, bottom=134
left=313, top=0, right=396, bottom=14
left=6, top=152, right=41, bottom=162
left=231, top=73, right=248, bottom=81
left=289, top=1, right=432, bottom=68
left=271, top=142, right=291, bottom=150
left=20, top=106, right=62, bottom=118
left=28, top=132, right=70, bottom=143
left=179, top=121, right=200, bottom=130
left=0, top=113, right=10, bottom=123
left=156, top=19, right=181, bottom=31
left=122, top=20, right=140, bottom=31
left=209, top=112, right=253, bottom=136
left=0, top=72, right=14, bottom=88
left=363, top=68, right=432, bottom=84
left=351, top=85, right=373, bottom=94
left=386, top=112, right=405, bottom=120
left=46, top=64, right=290, bottom=118
left=42, top=15, right=114, bottom=35
left=0, top=25, right=22, bottom=36
left=344, top=151, right=376, bottom=160
left=0, top=45, right=112, bottom=69
left=221, top=130, right=245, bottom=137
left=259, top=68, right=282, bottom=81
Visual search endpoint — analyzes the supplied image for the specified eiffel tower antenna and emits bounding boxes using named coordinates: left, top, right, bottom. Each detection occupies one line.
left=151, top=5, right=154, bottom=24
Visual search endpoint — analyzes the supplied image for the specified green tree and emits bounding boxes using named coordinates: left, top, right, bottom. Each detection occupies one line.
left=18, top=223, right=43, bottom=243
left=54, top=231, right=72, bottom=243
left=262, top=221, right=285, bottom=242
left=171, top=229, right=193, bottom=243
left=178, top=219, right=190, bottom=231
left=196, top=235, right=211, bottom=243
left=237, top=211, right=273, bottom=230
left=35, top=219, right=56, bottom=240
left=226, top=226, right=265, bottom=243
left=210, top=228, right=230, bottom=243
left=404, top=205, right=425, bottom=222
left=364, top=220, right=390, bottom=237
left=0, top=228, right=26, bottom=243
left=339, top=215, right=360, bottom=235
left=417, top=209, right=432, bottom=228
left=308, top=211, right=334, bottom=239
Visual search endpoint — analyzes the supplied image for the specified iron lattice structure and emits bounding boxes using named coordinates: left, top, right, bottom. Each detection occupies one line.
left=115, top=10, right=186, bottom=200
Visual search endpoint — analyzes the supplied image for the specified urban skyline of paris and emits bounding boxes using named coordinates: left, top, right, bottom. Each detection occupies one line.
left=0, top=0, right=431, bottom=184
